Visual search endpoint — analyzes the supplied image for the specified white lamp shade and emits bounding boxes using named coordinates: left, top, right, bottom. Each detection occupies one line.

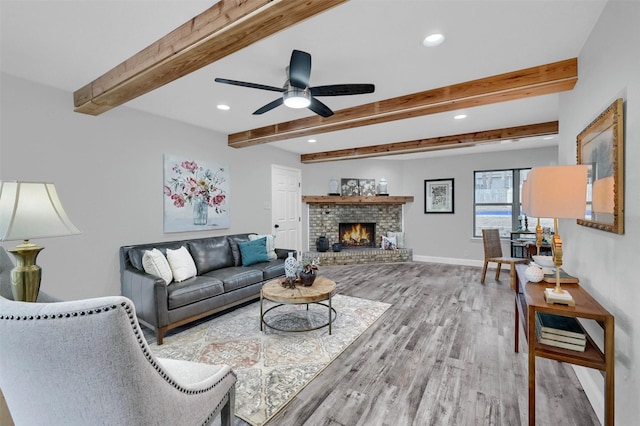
left=527, top=165, right=588, bottom=219
left=0, top=181, right=81, bottom=241
left=592, top=176, right=614, bottom=214
left=521, top=179, right=530, bottom=215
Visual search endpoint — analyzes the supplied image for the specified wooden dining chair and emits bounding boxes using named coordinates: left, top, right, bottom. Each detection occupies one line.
left=481, top=228, right=527, bottom=289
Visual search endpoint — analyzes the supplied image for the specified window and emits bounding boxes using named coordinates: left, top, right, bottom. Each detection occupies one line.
left=474, top=168, right=529, bottom=238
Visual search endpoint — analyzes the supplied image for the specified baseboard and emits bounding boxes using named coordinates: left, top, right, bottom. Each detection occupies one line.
left=572, top=365, right=604, bottom=424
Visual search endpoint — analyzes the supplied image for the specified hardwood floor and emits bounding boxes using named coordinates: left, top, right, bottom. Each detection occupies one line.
left=228, top=262, right=599, bottom=426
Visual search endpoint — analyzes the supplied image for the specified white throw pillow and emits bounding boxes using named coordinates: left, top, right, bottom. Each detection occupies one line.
left=166, top=246, right=198, bottom=282
left=381, top=235, right=397, bottom=250
left=249, top=234, right=277, bottom=260
left=387, top=231, right=405, bottom=249
left=142, top=248, right=173, bottom=285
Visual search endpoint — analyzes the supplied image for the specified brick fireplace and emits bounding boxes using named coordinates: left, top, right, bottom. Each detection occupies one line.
left=308, top=204, right=401, bottom=250
left=303, top=197, right=413, bottom=265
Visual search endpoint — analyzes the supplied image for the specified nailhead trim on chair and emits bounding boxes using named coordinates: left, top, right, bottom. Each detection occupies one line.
left=2, top=300, right=237, bottom=425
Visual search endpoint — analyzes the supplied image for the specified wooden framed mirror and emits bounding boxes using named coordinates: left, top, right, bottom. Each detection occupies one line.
left=576, top=98, right=624, bottom=234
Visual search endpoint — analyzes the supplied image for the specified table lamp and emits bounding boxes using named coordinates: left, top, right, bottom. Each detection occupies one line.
left=526, top=165, right=588, bottom=305
left=0, top=181, right=81, bottom=302
left=520, top=179, right=540, bottom=255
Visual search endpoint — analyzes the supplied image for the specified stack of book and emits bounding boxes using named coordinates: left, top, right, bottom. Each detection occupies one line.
left=535, top=312, right=586, bottom=352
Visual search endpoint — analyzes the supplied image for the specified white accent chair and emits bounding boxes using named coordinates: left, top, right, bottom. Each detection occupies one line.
left=0, top=290, right=236, bottom=425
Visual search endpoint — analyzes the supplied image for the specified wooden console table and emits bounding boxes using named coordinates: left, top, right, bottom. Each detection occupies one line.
left=514, top=264, right=614, bottom=425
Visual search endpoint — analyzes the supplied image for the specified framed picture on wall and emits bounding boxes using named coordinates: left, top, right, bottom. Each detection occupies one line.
left=424, top=178, right=454, bottom=213
left=163, top=155, right=230, bottom=232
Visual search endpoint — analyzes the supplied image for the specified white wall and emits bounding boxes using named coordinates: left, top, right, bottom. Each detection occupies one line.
left=559, top=1, right=640, bottom=424
left=400, top=147, right=557, bottom=263
left=0, top=74, right=300, bottom=300
left=301, top=147, right=557, bottom=263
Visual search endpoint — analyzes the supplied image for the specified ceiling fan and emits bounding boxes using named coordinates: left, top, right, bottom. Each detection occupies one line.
left=214, top=49, right=375, bottom=118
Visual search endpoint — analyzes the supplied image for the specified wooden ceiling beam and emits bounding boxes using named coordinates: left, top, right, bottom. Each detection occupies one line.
left=300, top=121, right=559, bottom=163
left=73, top=0, right=349, bottom=115
left=228, top=58, right=576, bottom=148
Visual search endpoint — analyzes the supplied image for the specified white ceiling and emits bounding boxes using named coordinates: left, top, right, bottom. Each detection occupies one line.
left=0, top=0, right=607, bottom=160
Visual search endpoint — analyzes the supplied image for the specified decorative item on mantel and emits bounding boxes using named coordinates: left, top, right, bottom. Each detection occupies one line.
left=359, top=179, right=376, bottom=196
left=328, top=177, right=340, bottom=195
left=377, top=178, right=389, bottom=196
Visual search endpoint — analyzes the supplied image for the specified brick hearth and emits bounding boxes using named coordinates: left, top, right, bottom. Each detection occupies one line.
left=302, top=248, right=413, bottom=266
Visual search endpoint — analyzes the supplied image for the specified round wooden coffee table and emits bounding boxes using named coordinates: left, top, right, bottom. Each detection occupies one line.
left=260, top=276, right=337, bottom=334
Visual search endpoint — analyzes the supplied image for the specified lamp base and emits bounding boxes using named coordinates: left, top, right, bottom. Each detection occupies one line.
left=8, top=241, right=44, bottom=302
left=544, top=287, right=575, bottom=306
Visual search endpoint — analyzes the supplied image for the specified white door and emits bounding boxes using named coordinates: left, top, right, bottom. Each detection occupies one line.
left=271, top=165, right=302, bottom=255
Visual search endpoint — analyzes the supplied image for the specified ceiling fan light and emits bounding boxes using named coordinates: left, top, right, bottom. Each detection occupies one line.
left=284, top=96, right=310, bottom=109
left=283, top=87, right=311, bottom=108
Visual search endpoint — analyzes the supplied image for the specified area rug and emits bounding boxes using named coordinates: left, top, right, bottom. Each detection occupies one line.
left=147, top=294, right=391, bottom=426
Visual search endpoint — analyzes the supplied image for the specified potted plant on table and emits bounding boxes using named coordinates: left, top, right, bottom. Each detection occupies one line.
left=299, top=257, right=319, bottom=287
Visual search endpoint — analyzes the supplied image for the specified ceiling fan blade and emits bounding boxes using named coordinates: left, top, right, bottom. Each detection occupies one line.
left=308, top=97, right=334, bottom=118
left=310, top=84, right=375, bottom=97
left=253, top=98, right=284, bottom=115
left=215, top=78, right=284, bottom=93
left=289, top=50, right=311, bottom=89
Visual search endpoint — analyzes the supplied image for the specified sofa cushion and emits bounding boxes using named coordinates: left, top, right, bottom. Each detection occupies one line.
left=166, top=246, right=198, bottom=282
left=203, top=267, right=263, bottom=292
left=387, top=231, right=405, bottom=249
left=381, top=235, right=397, bottom=250
left=167, top=276, right=225, bottom=310
left=249, top=234, right=277, bottom=260
left=227, top=234, right=251, bottom=266
left=251, top=259, right=285, bottom=280
left=187, top=237, right=233, bottom=275
left=142, top=249, right=173, bottom=285
left=128, top=242, right=185, bottom=272
left=238, top=238, right=269, bottom=266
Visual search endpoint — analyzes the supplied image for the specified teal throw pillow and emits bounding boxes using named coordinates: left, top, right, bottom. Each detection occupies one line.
left=238, top=237, right=269, bottom=266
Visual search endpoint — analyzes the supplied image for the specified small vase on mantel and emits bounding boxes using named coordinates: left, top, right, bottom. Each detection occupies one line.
left=328, top=177, right=340, bottom=195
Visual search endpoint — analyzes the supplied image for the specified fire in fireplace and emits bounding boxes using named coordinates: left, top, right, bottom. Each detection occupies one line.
left=339, top=222, right=375, bottom=248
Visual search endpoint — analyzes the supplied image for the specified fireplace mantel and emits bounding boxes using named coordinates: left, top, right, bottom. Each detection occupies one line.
left=302, top=195, right=413, bottom=205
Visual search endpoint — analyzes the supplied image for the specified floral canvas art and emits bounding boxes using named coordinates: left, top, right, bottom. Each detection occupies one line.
left=163, top=155, right=230, bottom=232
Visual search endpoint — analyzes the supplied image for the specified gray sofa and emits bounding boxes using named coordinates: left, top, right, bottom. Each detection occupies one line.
left=120, top=233, right=294, bottom=344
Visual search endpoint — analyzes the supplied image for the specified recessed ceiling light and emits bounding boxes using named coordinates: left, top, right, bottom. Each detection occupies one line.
left=216, top=104, right=230, bottom=111
left=422, top=33, right=445, bottom=47
left=454, top=114, right=467, bottom=120
left=543, top=136, right=554, bottom=140
left=307, top=139, right=317, bottom=143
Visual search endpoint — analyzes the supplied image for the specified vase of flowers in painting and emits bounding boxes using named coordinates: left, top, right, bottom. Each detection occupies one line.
left=193, top=197, right=208, bottom=225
